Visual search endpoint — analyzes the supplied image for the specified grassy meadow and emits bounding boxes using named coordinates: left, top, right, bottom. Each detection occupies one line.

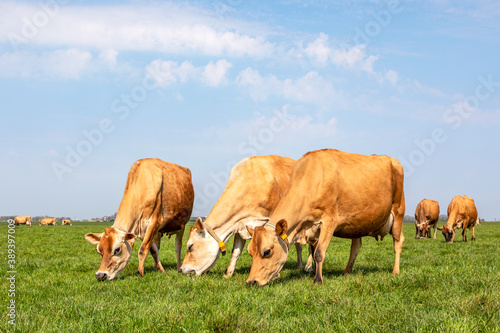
left=1, top=221, right=499, bottom=332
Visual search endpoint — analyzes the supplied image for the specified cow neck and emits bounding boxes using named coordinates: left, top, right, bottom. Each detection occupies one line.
left=111, top=217, right=138, bottom=235
left=203, top=214, right=240, bottom=244
left=112, top=225, right=129, bottom=233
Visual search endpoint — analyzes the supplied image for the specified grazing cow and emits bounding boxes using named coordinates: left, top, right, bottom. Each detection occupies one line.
left=438, top=195, right=478, bottom=243
left=14, top=216, right=31, bottom=226
left=180, top=155, right=314, bottom=277
left=414, top=199, right=440, bottom=239
left=85, top=158, right=194, bottom=281
left=246, top=149, right=405, bottom=286
left=39, top=218, right=56, bottom=226
left=62, top=219, right=72, bottom=226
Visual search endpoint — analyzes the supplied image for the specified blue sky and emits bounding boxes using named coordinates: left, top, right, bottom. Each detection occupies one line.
left=1, top=0, right=499, bottom=221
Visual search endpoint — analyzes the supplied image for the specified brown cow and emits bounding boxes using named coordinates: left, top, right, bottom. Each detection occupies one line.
left=62, top=219, right=72, bottom=226
left=246, top=149, right=405, bottom=286
left=438, top=195, right=478, bottom=243
left=14, top=216, right=31, bottom=226
left=85, top=158, right=194, bottom=281
left=39, top=218, right=56, bottom=226
left=179, top=155, right=315, bottom=277
left=414, top=199, right=440, bottom=239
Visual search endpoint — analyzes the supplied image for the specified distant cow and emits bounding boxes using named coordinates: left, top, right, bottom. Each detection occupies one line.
left=14, top=216, right=31, bottom=226
left=414, top=199, right=440, bottom=239
left=246, top=149, right=405, bottom=286
left=39, top=218, right=56, bottom=226
left=438, top=195, right=478, bottom=243
left=62, top=219, right=72, bottom=226
left=179, top=155, right=315, bottom=278
left=85, top=158, right=194, bottom=281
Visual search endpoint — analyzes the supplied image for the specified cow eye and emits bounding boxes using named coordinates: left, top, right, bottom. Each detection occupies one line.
left=114, top=247, right=121, bottom=255
left=263, top=249, right=271, bottom=257
left=187, top=244, right=193, bottom=252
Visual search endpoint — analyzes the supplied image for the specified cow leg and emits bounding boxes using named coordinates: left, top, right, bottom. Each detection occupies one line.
left=174, top=224, right=185, bottom=270
left=304, top=243, right=316, bottom=273
left=295, top=243, right=304, bottom=269
left=462, top=228, right=467, bottom=242
left=343, top=238, right=362, bottom=275
left=313, top=226, right=335, bottom=284
left=471, top=226, right=476, bottom=241
left=392, top=226, right=405, bottom=275
left=150, top=233, right=164, bottom=272
left=224, top=233, right=246, bottom=278
left=432, top=224, right=438, bottom=239
left=415, top=224, right=419, bottom=239
left=137, top=223, right=160, bottom=277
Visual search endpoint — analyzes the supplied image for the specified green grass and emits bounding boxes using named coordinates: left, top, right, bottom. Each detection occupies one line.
left=1, top=221, right=499, bottom=332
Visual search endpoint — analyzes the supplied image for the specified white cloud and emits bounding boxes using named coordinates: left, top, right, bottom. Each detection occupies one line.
left=99, top=49, right=118, bottom=70
left=304, top=32, right=331, bottom=64
left=0, top=2, right=381, bottom=72
left=330, top=44, right=378, bottom=72
left=236, top=68, right=281, bottom=101
left=202, top=60, right=233, bottom=86
left=146, top=59, right=233, bottom=87
left=0, top=48, right=92, bottom=79
left=236, top=68, right=342, bottom=106
left=384, top=69, right=399, bottom=86
left=0, top=2, right=275, bottom=57
left=300, top=34, right=379, bottom=72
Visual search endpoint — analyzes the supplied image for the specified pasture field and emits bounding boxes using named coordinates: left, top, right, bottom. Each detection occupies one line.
left=1, top=221, right=499, bottom=332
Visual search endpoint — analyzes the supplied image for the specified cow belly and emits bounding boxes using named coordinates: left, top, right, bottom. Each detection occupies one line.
left=333, top=213, right=394, bottom=239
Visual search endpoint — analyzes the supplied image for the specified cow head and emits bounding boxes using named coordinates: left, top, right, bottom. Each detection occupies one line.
left=85, top=227, right=137, bottom=281
left=179, top=218, right=220, bottom=276
left=437, top=225, right=455, bottom=243
left=419, top=223, right=430, bottom=239
left=246, top=219, right=289, bottom=286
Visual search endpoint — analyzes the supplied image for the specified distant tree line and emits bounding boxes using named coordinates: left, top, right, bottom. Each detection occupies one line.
left=1, top=212, right=118, bottom=222
left=403, top=214, right=449, bottom=223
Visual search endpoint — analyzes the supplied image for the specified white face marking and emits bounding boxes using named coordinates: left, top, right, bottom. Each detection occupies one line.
left=180, top=229, right=220, bottom=275
left=95, top=229, right=134, bottom=280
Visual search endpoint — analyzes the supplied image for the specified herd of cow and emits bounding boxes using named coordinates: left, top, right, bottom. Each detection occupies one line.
left=14, top=149, right=481, bottom=286
left=14, top=216, right=72, bottom=226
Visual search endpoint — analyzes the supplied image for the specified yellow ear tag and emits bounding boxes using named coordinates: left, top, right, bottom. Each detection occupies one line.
left=218, top=241, right=226, bottom=253
left=281, top=233, right=288, bottom=241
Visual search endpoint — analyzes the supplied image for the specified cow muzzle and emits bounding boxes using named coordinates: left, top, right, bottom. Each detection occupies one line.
left=95, top=272, right=109, bottom=281
left=246, top=279, right=258, bottom=286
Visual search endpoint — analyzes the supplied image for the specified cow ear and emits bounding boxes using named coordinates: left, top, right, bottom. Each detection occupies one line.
left=246, top=226, right=254, bottom=237
left=195, top=217, right=205, bottom=233
left=437, top=227, right=443, bottom=230
left=276, top=219, right=288, bottom=237
left=85, top=233, right=102, bottom=244
left=124, top=233, right=137, bottom=245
